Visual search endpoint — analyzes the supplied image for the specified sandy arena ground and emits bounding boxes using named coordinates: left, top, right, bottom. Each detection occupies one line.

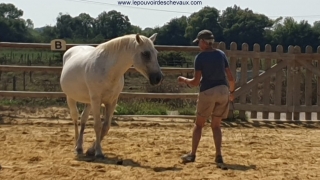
left=1, top=111, right=320, bottom=180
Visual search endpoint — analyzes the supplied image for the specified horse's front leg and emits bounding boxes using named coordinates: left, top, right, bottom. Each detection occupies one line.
left=111, top=119, right=119, bottom=126
left=102, top=105, right=118, bottom=126
left=89, top=96, right=104, bottom=159
left=75, top=103, right=91, bottom=155
left=86, top=100, right=117, bottom=157
left=100, top=100, right=117, bottom=140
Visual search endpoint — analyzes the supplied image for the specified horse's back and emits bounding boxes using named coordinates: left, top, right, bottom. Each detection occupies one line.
left=61, top=45, right=96, bottom=77
left=63, top=45, right=95, bottom=65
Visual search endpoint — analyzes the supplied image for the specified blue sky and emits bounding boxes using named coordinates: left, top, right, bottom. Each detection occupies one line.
left=5, top=0, right=320, bottom=29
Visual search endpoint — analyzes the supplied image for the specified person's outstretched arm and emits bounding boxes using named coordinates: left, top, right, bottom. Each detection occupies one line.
left=178, top=55, right=202, bottom=87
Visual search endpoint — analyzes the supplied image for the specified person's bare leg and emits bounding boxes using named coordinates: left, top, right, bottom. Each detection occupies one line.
left=190, top=115, right=206, bottom=155
left=211, top=115, right=228, bottom=170
left=181, top=92, right=213, bottom=163
left=181, top=115, right=207, bottom=163
left=211, top=116, right=222, bottom=156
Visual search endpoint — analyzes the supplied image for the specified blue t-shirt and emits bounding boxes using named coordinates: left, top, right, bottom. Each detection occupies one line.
left=194, top=49, right=229, bottom=92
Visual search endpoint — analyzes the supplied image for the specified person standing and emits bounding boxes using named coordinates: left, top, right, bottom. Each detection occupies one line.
left=177, top=29, right=235, bottom=165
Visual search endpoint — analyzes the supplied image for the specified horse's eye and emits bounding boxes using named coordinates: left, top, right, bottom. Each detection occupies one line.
left=141, top=51, right=151, bottom=60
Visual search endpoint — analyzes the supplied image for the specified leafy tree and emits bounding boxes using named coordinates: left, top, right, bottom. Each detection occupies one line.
left=271, top=17, right=319, bottom=52
left=219, top=5, right=274, bottom=50
left=129, top=25, right=142, bottom=34
left=0, top=3, right=23, bottom=19
left=55, top=13, right=74, bottom=39
left=0, top=3, right=32, bottom=42
left=74, top=13, right=95, bottom=39
left=185, top=6, right=222, bottom=44
left=156, top=16, right=189, bottom=45
left=95, top=10, right=132, bottom=40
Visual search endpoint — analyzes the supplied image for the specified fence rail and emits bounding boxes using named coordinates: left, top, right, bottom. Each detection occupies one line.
left=0, top=42, right=200, bottom=52
left=0, top=65, right=194, bottom=74
left=0, top=91, right=198, bottom=99
left=2, top=42, right=320, bottom=60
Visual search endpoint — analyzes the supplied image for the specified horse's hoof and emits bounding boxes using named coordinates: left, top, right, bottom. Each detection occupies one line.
left=85, top=149, right=95, bottom=157
left=95, top=154, right=105, bottom=160
left=116, top=159, right=123, bottom=165
left=111, top=121, right=119, bottom=126
left=75, top=148, right=84, bottom=155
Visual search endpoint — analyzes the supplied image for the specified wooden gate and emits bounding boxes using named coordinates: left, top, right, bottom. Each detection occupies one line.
left=226, top=43, right=320, bottom=121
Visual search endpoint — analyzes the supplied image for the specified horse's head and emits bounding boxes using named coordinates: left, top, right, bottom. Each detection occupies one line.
left=133, top=33, right=164, bottom=86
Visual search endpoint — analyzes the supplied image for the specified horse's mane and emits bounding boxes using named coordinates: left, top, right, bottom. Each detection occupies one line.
left=96, top=34, right=153, bottom=54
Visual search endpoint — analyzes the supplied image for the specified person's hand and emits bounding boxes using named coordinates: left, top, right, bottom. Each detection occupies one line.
left=177, top=76, right=186, bottom=83
left=229, top=92, right=234, bottom=102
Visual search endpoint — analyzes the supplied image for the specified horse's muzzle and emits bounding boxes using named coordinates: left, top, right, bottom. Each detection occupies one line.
left=149, top=72, right=164, bottom=85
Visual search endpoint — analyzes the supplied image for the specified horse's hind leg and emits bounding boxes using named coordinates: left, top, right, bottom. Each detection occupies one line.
left=66, top=97, right=79, bottom=152
left=76, top=103, right=91, bottom=155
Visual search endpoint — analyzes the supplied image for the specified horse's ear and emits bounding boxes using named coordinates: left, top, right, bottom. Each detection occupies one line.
left=149, top=33, right=157, bottom=42
left=136, top=33, right=142, bottom=44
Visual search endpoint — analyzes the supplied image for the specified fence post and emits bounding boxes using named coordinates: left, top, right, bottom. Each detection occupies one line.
left=274, top=45, right=284, bottom=120
left=317, top=46, right=320, bottom=120
left=12, top=76, right=16, bottom=91
left=238, top=43, right=248, bottom=119
left=227, top=42, right=237, bottom=119
left=262, top=44, right=272, bottom=119
left=23, top=71, right=26, bottom=91
left=304, top=45, right=313, bottom=120
left=250, top=43, right=260, bottom=119
left=12, top=76, right=16, bottom=100
left=286, top=46, right=295, bottom=120
left=292, top=46, right=302, bottom=120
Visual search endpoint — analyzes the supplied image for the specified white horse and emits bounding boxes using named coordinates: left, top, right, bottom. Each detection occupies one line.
left=60, top=33, right=163, bottom=159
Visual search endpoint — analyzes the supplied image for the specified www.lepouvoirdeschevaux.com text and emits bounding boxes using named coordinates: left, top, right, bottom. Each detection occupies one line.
left=118, top=0, right=203, bottom=6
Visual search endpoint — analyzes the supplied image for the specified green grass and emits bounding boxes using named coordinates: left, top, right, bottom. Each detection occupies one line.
left=0, top=49, right=63, bottom=66
left=0, top=98, right=248, bottom=122
left=0, top=98, right=196, bottom=116
left=114, top=101, right=168, bottom=115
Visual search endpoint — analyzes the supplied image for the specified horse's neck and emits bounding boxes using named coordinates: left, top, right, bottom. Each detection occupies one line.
left=100, top=52, right=133, bottom=78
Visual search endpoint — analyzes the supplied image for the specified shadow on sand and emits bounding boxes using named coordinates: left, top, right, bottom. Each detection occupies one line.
left=75, top=153, right=182, bottom=172
left=221, top=163, right=257, bottom=171
left=221, top=119, right=320, bottom=129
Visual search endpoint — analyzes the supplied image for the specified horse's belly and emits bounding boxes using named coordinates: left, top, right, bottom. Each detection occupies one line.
left=60, top=63, right=91, bottom=103
left=64, top=87, right=91, bottom=103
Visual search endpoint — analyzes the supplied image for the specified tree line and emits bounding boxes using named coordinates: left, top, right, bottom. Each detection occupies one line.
left=1, top=3, right=320, bottom=52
